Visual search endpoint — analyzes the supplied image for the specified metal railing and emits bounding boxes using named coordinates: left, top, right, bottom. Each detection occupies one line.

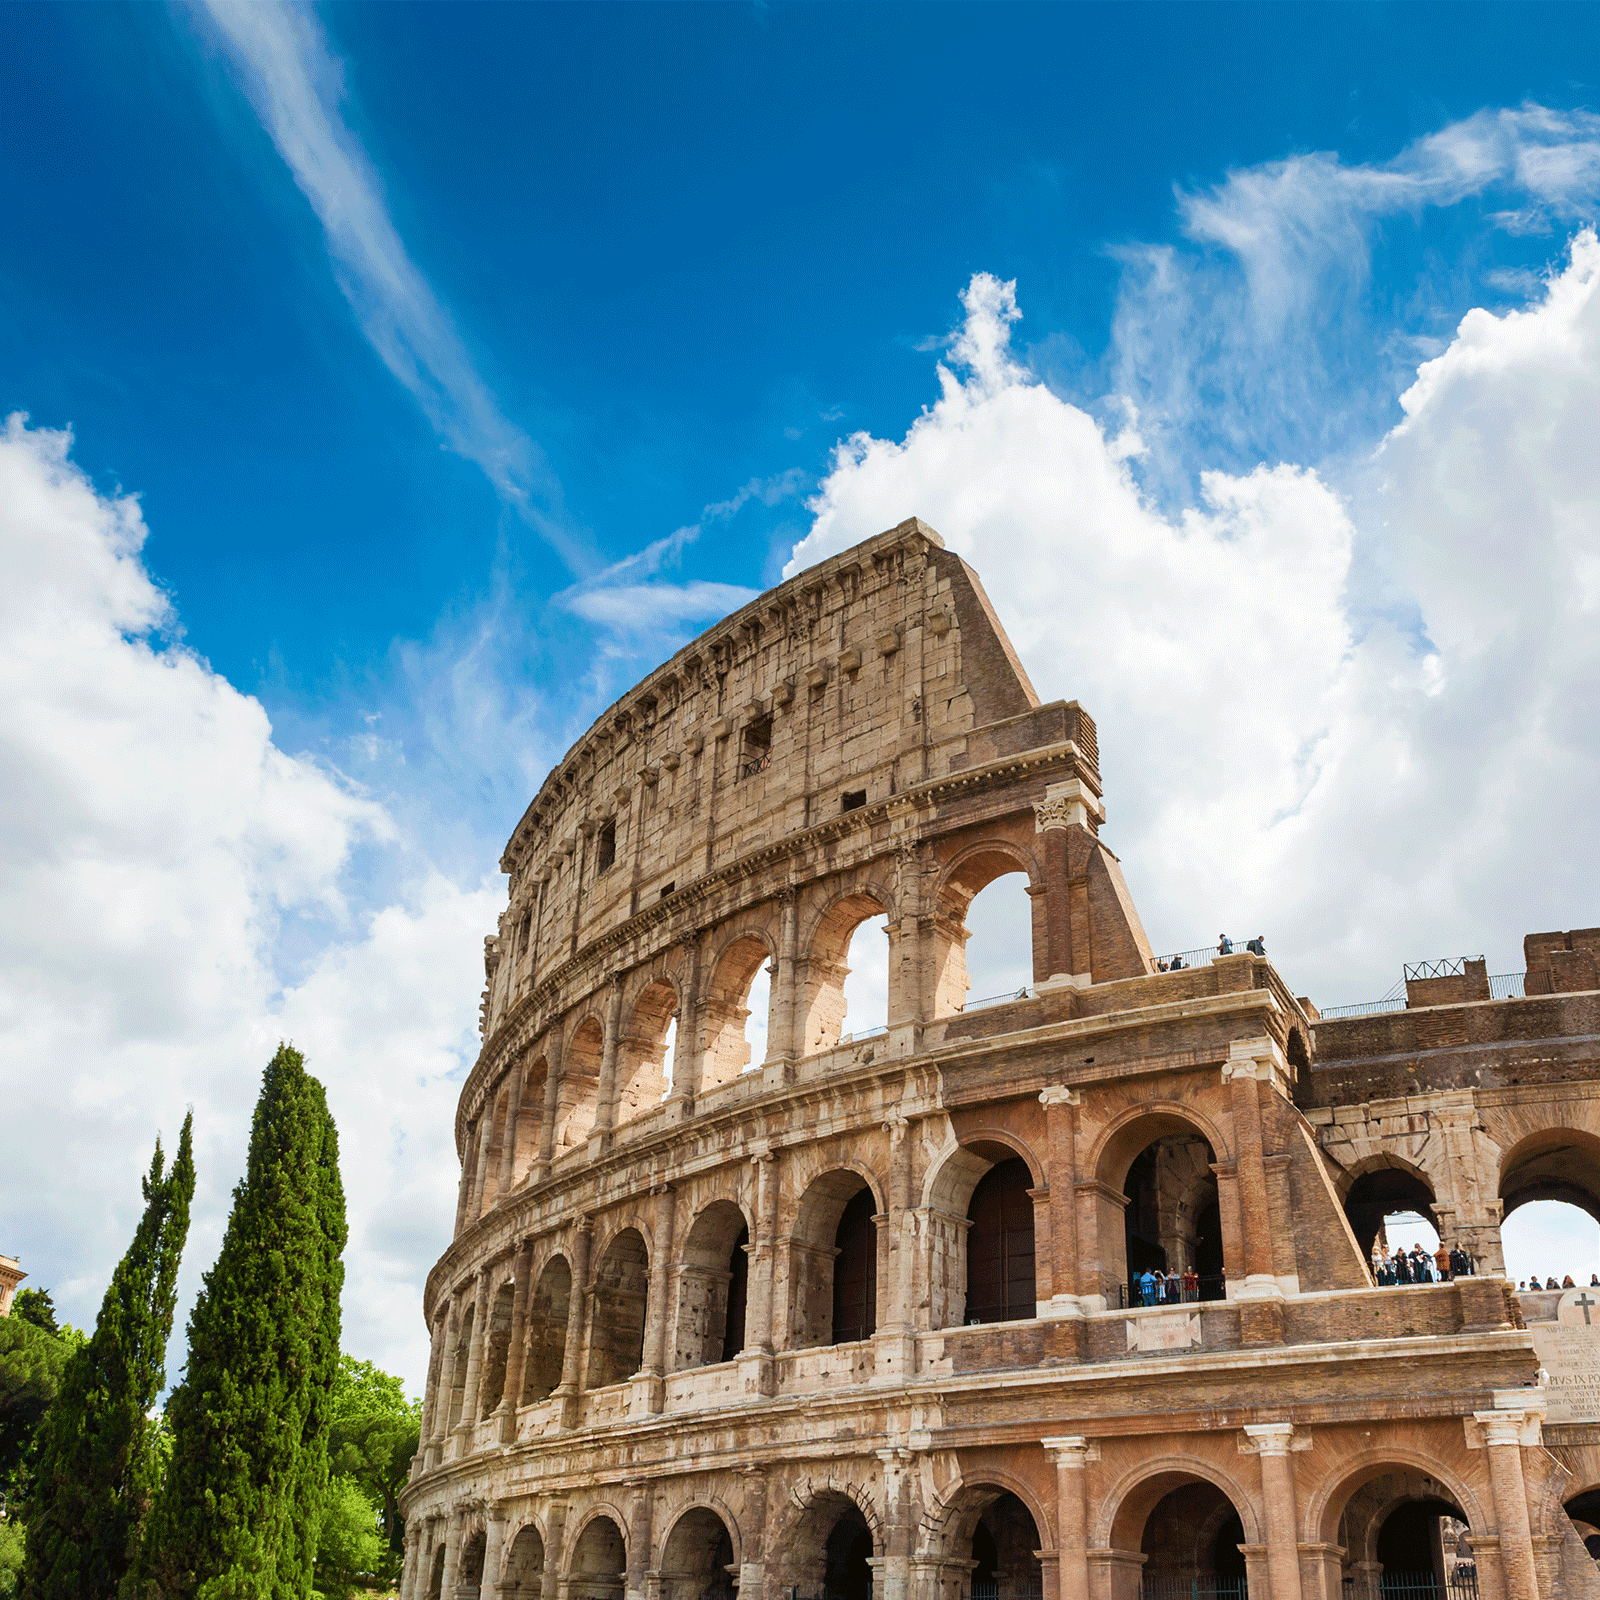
left=1490, top=972, right=1526, bottom=999
left=1142, top=1579, right=1248, bottom=1600
left=739, top=749, right=772, bottom=780
left=1377, top=1572, right=1479, bottom=1600
left=963, top=987, right=1032, bottom=1011
left=1318, top=996, right=1408, bottom=1020
left=1319, top=974, right=1526, bottom=1020
left=971, top=1584, right=1043, bottom=1600
left=1403, top=957, right=1481, bottom=981
left=841, top=1024, right=888, bottom=1043
left=1151, top=938, right=1267, bottom=971
left=1118, top=1275, right=1227, bottom=1308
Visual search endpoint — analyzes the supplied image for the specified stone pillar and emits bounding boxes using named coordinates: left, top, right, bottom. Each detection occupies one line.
left=1040, top=1087, right=1086, bottom=1319
left=435, top=1297, right=465, bottom=1459
left=638, top=1184, right=676, bottom=1412
left=555, top=1218, right=593, bottom=1428
left=533, top=1041, right=562, bottom=1185
left=542, top=1503, right=569, bottom=1600
left=591, top=976, right=625, bottom=1151
left=1044, top=1436, right=1095, bottom=1600
left=1033, top=783, right=1099, bottom=987
left=876, top=1447, right=913, bottom=1600
left=666, top=944, right=703, bottom=1110
left=457, top=1270, right=492, bottom=1445
left=456, top=1126, right=477, bottom=1236
left=485, top=1509, right=508, bottom=1599
left=738, top=1150, right=779, bottom=1397
left=418, top=1312, right=448, bottom=1469
left=876, top=1114, right=917, bottom=1382
left=401, top=1524, right=424, bottom=1600
left=1224, top=1038, right=1289, bottom=1342
left=470, top=1112, right=496, bottom=1221
left=497, top=1067, right=525, bottom=1203
left=497, top=1240, right=535, bottom=1442
left=439, top=1513, right=463, bottom=1600
left=1242, top=1425, right=1305, bottom=1600
left=1474, top=1398, right=1546, bottom=1600
left=738, top=1467, right=768, bottom=1600
left=626, top=1480, right=653, bottom=1600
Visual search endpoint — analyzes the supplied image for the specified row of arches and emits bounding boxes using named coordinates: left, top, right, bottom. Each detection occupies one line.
left=465, top=864, right=1039, bottom=1221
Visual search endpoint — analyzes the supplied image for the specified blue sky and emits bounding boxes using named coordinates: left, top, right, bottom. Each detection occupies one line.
left=4, top=3, right=1600, bottom=1387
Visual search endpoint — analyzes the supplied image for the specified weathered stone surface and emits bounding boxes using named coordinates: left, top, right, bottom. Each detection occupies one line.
left=400, top=523, right=1600, bottom=1600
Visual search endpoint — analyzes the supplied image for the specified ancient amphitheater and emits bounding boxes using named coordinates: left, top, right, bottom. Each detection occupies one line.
left=399, top=519, right=1600, bottom=1600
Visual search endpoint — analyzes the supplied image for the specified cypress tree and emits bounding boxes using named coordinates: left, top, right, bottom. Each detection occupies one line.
left=145, top=1045, right=346, bottom=1600
left=21, top=1111, right=195, bottom=1600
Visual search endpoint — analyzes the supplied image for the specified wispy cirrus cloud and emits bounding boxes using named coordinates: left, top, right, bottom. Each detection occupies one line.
left=196, top=0, right=592, bottom=574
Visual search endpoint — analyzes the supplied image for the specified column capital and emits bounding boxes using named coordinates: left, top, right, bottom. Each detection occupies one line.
left=1034, top=779, right=1104, bottom=832
left=1224, top=1035, right=1288, bottom=1085
left=1039, top=1085, right=1082, bottom=1108
left=1467, top=1397, right=1545, bottom=1449
left=1042, top=1434, right=1100, bottom=1465
left=1239, top=1423, right=1311, bottom=1455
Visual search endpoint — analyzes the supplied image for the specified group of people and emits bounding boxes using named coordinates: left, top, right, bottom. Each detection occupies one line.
left=1132, top=1265, right=1216, bottom=1305
left=1155, top=935, right=1268, bottom=974
left=1371, top=1242, right=1478, bottom=1285
left=1518, top=1274, right=1600, bottom=1290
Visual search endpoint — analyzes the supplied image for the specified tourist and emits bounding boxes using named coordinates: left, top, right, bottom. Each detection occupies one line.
left=1170, top=955, right=1184, bottom=971
left=1435, top=1242, right=1452, bottom=1281
left=1217, top=934, right=1233, bottom=956
left=1394, top=1249, right=1411, bottom=1285
left=1563, top=1274, right=1576, bottom=1288
left=1183, top=1265, right=1199, bottom=1301
left=1157, top=959, right=1169, bottom=972
left=1590, top=1274, right=1599, bottom=1287
left=1547, top=1276, right=1560, bottom=1290
left=1166, top=1269, right=1180, bottom=1303
left=1411, top=1246, right=1433, bottom=1284
left=1246, top=934, right=1266, bottom=956
left=1139, top=1268, right=1158, bottom=1306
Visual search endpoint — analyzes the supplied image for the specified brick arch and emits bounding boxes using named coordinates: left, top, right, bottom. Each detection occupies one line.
left=936, top=838, right=1042, bottom=906
left=919, top=1470, right=1056, bottom=1558
left=1305, top=1449, right=1487, bottom=1548
left=1333, top=1150, right=1437, bottom=1203
left=1498, top=1126, right=1600, bottom=1225
left=522, top=1249, right=573, bottom=1403
left=923, top=1134, right=1042, bottom=1330
left=1089, top=1101, right=1231, bottom=1193
left=674, top=1197, right=754, bottom=1370
left=786, top=1165, right=886, bottom=1349
left=1098, top=1454, right=1263, bottom=1550
left=798, top=885, right=895, bottom=1055
left=702, top=929, right=776, bottom=1091
left=565, top=1505, right=630, bottom=1589
left=768, top=1475, right=883, bottom=1554
left=617, top=975, right=680, bottom=1127
left=555, top=1013, right=606, bottom=1151
left=656, top=1495, right=745, bottom=1571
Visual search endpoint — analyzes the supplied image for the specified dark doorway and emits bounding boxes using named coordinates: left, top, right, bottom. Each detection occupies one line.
left=1125, top=1147, right=1166, bottom=1275
left=1375, top=1498, right=1461, bottom=1600
left=823, top=1507, right=873, bottom=1600
left=722, top=1224, right=749, bottom=1362
left=966, top=1158, right=1037, bottom=1324
left=1345, top=1169, right=1439, bottom=1261
left=832, top=1189, right=877, bottom=1344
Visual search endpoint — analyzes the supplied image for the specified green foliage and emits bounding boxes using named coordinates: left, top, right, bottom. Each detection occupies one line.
left=22, top=1114, right=195, bottom=1600
left=11, top=1295, right=57, bottom=1338
left=326, top=1360, right=420, bottom=1565
left=146, top=1045, right=347, bottom=1600
left=0, top=1520, right=26, bottom=1600
left=0, top=1319, right=73, bottom=1514
left=311, top=1479, right=384, bottom=1600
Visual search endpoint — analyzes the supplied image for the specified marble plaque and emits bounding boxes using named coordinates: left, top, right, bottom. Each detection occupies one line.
left=1126, top=1310, right=1202, bottom=1352
left=1529, top=1290, right=1600, bottom=1422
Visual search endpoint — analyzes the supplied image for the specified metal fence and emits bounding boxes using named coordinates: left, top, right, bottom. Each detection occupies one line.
left=970, top=1584, right=1044, bottom=1600
left=1319, top=974, right=1526, bottom=1020
left=963, top=987, right=1032, bottom=1011
left=1376, top=1572, right=1479, bottom=1600
left=1118, top=1275, right=1227, bottom=1308
left=1151, top=938, right=1267, bottom=971
left=1141, top=1579, right=1248, bottom=1600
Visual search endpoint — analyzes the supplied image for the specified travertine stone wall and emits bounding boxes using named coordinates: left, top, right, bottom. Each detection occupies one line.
left=401, top=525, right=1600, bottom=1600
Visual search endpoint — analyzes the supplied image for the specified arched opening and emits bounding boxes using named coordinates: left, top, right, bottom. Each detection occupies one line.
left=1116, top=1129, right=1224, bottom=1305
left=557, top=1019, right=604, bottom=1150
left=967, top=1490, right=1043, bottom=1600
left=789, top=1170, right=880, bottom=1348
left=1501, top=1130, right=1600, bottom=1288
left=841, top=914, right=890, bottom=1041
left=1110, top=1473, right=1252, bottom=1600
left=569, top=1515, right=627, bottom=1600
left=513, top=1057, right=548, bottom=1186
left=427, top=1544, right=446, bottom=1600
left=966, top=1157, right=1037, bottom=1325
left=787, top=1492, right=874, bottom=1600
left=703, top=936, right=773, bottom=1091
left=523, top=1256, right=570, bottom=1403
left=1563, top=1487, right=1600, bottom=1565
left=1322, top=1466, right=1474, bottom=1600
left=660, top=1508, right=737, bottom=1600
left=587, top=1228, right=650, bottom=1388
left=801, top=893, right=891, bottom=1054
left=446, top=1306, right=475, bottom=1428
left=460, top=1529, right=487, bottom=1600
left=618, top=980, right=678, bottom=1126
left=480, top=1086, right=512, bottom=1213
left=479, top=1279, right=516, bottom=1415
left=504, top=1524, right=546, bottom=1600
left=956, top=864, right=1035, bottom=1012
left=1342, top=1163, right=1442, bottom=1278
left=673, top=1200, right=751, bottom=1370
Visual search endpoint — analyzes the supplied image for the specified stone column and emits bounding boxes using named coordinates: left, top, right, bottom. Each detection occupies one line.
left=1040, top=1087, right=1086, bottom=1319
left=626, top=1481, right=653, bottom=1600
left=666, top=943, right=703, bottom=1110
left=470, top=1112, right=497, bottom=1221
left=542, top=1503, right=569, bottom=1600
left=1475, top=1398, right=1545, bottom=1600
left=485, top=1509, right=508, bottom=1599
left=457, top=1270, right=492, bottom=1444
left=400, top=1524, right=423, bottom=1600
left=533, top=1040, right=562, bottom=1185
left=876, top=1448, right=913, bottom=1600
left=738, top=1467, right=768, bottom=1600
left=739, top=1150, right=780, bottom=1397
left=439, top=1513, right=464, bottom=1600
left=1242, top=1425, right=1305, bottom=1600
left=875, top=1114, right=917, bottom=1382
left=418, top=1312, right=448, bottom=1469
left=555, top=1219, right=593, bottom=1428
left=638, top=1184, right=677, bottom=1412
left=591, top=976, right=625, bottom=1151
left=434, top=1297, right=465, bottom=1460
left=498, top=1241, right=535, bottom=1442
left=496, top=1067, right=525, bottom=1203
left=456, top=1126, right=477, bottom=1236
left=1225, top=1038, right=1289, bottom=1342
left=1044, top=1437, right=1095, bottom=1600
left=1033, top=783, right=1099, bottom=987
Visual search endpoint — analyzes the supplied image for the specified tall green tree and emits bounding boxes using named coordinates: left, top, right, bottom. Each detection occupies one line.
left=145, top=1045, right=346, bottom=1600
left=326, top=1358, right=421, bottom=1564
left=21, top=1114, right=195, bottom=1600
left=0, top=1319, right=73, bottom=1518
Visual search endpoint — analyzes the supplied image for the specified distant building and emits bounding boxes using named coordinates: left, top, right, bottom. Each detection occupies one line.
left=400, top=520, right=1600, bottom=1600
left=0, top=1255, right=25, bottom=1317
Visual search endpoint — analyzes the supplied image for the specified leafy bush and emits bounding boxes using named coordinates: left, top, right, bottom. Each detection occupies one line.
left=0, top=1520, right=25, bottom=1600
left=314, top=1477, right=385, bottom=1600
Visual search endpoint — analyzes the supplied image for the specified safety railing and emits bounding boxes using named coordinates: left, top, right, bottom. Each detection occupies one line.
left=1377, top=1572, right=1479, bottom=1600
left=1318, top=996, right=1408, bottom=1020
left=1320, top=974, right=1526, bottom=1019
left=1118, top=1275, right=1227, bottom=1308
left=1151, top=938, right=1267, bottom=972
left=963, top=986, right=1032, bottom=1011
left=739, top=749, right=772, bottom=780
left=1403, top=956, right=1481, bottom=981
left=971, top=1585, right=1044, bottom=1600
left=1490, top=972, right=1526, bottom=999
left=841, top=1024, right=888, bottom=1043
left=1142, top=1579, right=1248, bottom=1600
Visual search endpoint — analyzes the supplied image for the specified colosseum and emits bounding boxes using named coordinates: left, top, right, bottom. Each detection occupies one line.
left=399, top=518, right=1600, bottom=1600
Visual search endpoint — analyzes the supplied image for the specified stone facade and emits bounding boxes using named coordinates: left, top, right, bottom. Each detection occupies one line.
left=400, top=520, right=1600, bottom=1600
left=0, top=1253, right=24, bottom=1317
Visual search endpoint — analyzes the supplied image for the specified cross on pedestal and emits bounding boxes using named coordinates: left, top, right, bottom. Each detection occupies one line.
left=1574, top=1292, right=1595, bottom=1325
